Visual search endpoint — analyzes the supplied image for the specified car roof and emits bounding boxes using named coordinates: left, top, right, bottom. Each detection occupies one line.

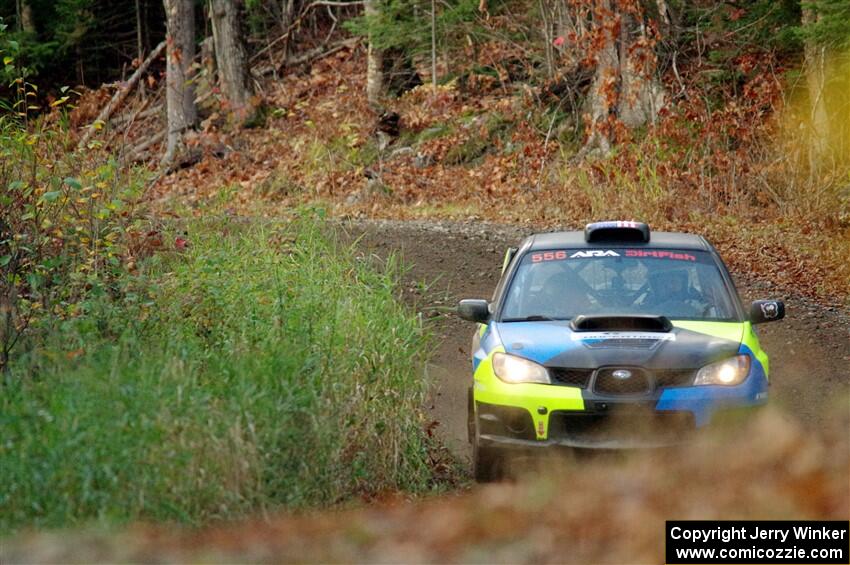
left=525, top=230, right=711, bottom=251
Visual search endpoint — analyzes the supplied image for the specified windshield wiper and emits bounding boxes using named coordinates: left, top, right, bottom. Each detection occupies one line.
left=501, top=315, right=562, bottom=322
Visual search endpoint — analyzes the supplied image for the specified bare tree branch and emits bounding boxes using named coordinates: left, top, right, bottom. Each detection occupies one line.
left=250, top=0, right=364, bottom=63
left=76, top=41, right=166, bottom=150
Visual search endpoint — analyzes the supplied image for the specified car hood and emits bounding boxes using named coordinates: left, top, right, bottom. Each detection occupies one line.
left=493, top=320, right=744, bottom=370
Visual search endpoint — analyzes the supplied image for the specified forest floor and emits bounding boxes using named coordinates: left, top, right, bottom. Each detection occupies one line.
left=4, top=218, right=848, bottom=563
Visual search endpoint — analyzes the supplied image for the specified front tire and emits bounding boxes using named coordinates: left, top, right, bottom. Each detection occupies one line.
left=472, top=425, right=502, bottom=482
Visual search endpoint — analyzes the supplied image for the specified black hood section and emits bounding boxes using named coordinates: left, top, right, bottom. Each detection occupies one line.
left=542, top=327, right=740, bottom=370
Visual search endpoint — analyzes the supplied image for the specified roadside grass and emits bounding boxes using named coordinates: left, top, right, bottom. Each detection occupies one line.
left=0, top=215, right=438, bottom=533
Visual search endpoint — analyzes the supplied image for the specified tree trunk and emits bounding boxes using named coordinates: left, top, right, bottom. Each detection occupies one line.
left=136, top=0, right=145, bottom=61
left=136, top=0, right=147, bottom=99
left=617, top=13, right=665, bottom=128
left=584, top=0, right=619, bottom=154
left=540, top=0, right=555, bottom=79
left=655, top=0, right=669, bottom=26
left=431, top=0, right=437, bottom=91
left=582, top=0, right=664, bottom=154
left=76, top=42, right=85, bottom=85
left=210, top=0, right=254, bottom=122
left=162, top=0, right=198, bottom=167
left=802, top=6, right=829, bottom=163
left=281, top=0, right=296, bottom=60
left=20, top=0, right=35, bottom=33
left=365, top=0, right=384, bottom=109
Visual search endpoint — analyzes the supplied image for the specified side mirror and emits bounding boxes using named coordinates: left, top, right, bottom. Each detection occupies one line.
left=750, top=300, right=785, bottom=324
left=457, top=299, right=490, bottom=323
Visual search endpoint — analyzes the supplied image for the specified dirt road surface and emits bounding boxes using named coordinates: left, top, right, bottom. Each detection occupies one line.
left=345, top=219, right=850, bottom=460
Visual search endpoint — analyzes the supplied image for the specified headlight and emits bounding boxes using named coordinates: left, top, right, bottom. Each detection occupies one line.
left=694, top=355, right=751, bottom=386
left=492, top=352, right=550, bottom=384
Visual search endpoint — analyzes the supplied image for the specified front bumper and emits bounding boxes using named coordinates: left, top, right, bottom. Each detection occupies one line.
left=474, top=369, right=769, bottom=446
left=477, top=401, right=699, bottom=449
left=479, top=433, right=686, bottom=450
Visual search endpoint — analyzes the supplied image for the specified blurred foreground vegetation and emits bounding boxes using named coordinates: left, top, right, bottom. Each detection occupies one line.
left=2, top=406, right=848, bottom=563
left=0, top=216, right=438, bottom=533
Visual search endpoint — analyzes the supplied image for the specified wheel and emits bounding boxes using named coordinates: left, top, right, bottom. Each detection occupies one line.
left=472, top=424, right=502, bottom=482
left=467, top=387, right=475, bottom=444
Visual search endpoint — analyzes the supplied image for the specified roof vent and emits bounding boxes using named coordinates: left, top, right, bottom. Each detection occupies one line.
left=585, top=221, right=650, bottom=243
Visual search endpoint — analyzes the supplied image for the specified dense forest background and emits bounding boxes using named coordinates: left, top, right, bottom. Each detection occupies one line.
left=2, top=1, right=849, bottom=152
left=2, top=1, right=848, bottom=113
left=1, top=0, right=848, bottom=166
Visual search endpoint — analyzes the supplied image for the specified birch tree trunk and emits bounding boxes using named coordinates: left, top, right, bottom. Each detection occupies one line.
left=802, top=6, right=829, bottom=163
left=365, top=0, right=384, bottom=108
left=210, top=0, right=254, bottom=121
left=162, top=0, right=198, bottom=167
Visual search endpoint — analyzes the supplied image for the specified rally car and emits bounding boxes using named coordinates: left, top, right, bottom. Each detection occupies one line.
left=457, top=221, right=785, bottom=481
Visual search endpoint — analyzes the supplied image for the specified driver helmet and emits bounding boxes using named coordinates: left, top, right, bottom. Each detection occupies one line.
left=541, top=266, right=587, bottom=315
left=649, top=268, right=690, bottom=299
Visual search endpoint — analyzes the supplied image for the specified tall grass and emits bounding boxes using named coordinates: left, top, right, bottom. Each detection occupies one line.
left=0, top=216, right=435, bottom=533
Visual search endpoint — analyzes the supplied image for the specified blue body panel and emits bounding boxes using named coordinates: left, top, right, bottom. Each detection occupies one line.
left=655, top=343, right=768, bottom=427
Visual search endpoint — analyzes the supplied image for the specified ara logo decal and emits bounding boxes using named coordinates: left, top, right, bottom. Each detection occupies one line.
left=569, top=250, right=620, bottom=258
left=530, top=249, right=620, bottom=262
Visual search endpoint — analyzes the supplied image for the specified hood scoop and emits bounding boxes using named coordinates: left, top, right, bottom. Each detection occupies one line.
left=570, top=315, right=673, bottom=333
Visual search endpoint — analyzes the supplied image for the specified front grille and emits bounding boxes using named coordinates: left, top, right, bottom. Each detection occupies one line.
left=550, top=367, right=593, bottom=388
left=551, top=367, right=696, bottom=392
left=654, top=369, right=695, bottom=388
left=594, top=368, right=651, bottom=395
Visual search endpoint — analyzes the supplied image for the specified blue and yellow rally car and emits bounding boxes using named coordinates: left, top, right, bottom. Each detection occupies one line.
left=457, top=221, right=785, bottom=480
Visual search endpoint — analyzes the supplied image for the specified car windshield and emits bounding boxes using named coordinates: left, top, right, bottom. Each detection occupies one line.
left=500, top=249, right=738, bottom=322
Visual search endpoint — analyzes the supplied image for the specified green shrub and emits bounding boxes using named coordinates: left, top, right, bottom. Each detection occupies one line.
left=0, top=104, right=142, bottom=374
left=0, top=216, right=436, bottom=532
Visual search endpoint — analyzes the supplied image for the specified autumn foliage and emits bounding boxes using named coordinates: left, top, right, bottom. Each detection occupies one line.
left=146, top=26, right=848, bottom=304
